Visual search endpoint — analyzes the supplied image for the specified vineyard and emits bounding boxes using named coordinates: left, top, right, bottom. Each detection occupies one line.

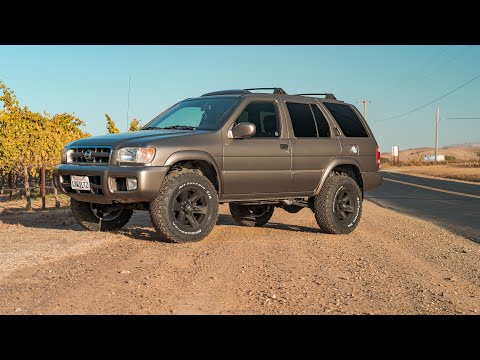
left=0, top=80, right=140, bottom=210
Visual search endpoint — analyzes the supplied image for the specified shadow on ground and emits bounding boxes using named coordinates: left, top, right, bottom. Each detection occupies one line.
left=216, top=214, right=321, bottom=233
left=0, top=207, right=322, bottom=242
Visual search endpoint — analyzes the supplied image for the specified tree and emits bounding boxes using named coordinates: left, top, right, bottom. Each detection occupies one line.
left=0, top=81, right=41, bottom=210
left=0, top=104, right=45, bottom=210
left=43, top=112, right=90, bottom=207
left=1, top=80, right=88, bottom=210
left=128, top=118, right=140, bottom=132
left=105, top=114, right=120, bottom=134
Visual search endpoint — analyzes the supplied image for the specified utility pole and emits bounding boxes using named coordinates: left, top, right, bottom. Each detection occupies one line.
left=359, top=100, right=371, bottom=121
left=435, top=106, right=439, bottom=163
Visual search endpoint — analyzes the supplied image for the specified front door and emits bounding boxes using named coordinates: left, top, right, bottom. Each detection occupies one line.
left=222, top=100, right=291, bottom=198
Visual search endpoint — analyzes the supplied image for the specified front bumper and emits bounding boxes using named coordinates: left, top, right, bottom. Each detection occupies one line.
left=363, top=171, right=383, bottom=192
left=53, top=164, right=169, bottom=204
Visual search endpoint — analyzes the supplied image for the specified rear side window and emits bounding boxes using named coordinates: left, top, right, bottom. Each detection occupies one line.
left=286, top=103, right=317, bottom=137
left=311, top=105, right=330, bottom=137
left=323, top=103, right=368, bottom=137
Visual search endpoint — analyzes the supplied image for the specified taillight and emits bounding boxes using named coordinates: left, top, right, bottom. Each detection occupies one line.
left=376, top=145, right=380, bottom=167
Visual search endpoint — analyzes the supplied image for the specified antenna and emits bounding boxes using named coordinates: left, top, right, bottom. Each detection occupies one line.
left=127, top=75, right=131, bottom=131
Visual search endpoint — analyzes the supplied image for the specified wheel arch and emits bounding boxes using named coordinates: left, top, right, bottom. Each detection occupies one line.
left=164, top=151, right=222, bottom=197
left=313, top=158, right=364, bottom=198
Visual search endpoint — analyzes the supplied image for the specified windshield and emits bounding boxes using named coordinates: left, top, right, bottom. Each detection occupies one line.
left=144, top=98, right=239, bottom=131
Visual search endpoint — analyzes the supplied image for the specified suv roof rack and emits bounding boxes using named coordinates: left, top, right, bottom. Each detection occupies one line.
left=202, top=89, right=251, bottom=96
left=244, top=88, right=287, bottom=94
left=293, top=93, right=337, bottom=100
left=202, top=88, right=287, bottom=97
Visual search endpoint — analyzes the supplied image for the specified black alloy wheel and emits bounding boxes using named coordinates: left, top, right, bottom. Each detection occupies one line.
left=172, top=186, right=209, bottom=232
left=333, top=187, right=356, bottom=224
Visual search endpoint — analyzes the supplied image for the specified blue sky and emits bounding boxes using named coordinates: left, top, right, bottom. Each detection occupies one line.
left=0, top=45, right=479, bottom=152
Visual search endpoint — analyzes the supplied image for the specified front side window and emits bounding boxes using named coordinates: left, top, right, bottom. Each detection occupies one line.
left=145, top=98, right=239, bottom=131
left=234, top=102, right=280, bottom=138
left=323, top=102, right=368, bottom=137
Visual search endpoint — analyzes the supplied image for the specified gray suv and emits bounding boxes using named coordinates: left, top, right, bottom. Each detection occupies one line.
left=54, top=88, right=383, bottom=242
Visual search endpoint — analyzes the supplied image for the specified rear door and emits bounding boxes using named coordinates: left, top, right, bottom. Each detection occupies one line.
left=282, top=100, right=341, bottom=193
left=321, top=102, right=377, bottom=172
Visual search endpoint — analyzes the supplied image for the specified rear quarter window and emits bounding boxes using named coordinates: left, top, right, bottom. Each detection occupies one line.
left=323, top=102, right=369, bottom=137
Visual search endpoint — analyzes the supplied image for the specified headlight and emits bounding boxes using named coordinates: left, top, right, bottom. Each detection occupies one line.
left=118, top=147, right=156, bottom=163
left=62, top=147, right=74, bottom=163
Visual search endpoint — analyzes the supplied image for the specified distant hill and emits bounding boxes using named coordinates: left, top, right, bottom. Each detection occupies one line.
left=381, top=143, right=480, bottom=161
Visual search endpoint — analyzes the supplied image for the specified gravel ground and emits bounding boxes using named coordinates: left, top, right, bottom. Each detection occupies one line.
left=0, top=200, right=478, bottom=314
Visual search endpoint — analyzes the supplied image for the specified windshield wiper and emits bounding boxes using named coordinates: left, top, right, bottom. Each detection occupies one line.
left=141, top=126, right=162, bottom=130
left=159, top=125, right=196, bottom=130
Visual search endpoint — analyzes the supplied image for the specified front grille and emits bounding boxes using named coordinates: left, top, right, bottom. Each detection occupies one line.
left=69, top=147, right=111, bottom=165
left=61, top=175, right=104, bottom=195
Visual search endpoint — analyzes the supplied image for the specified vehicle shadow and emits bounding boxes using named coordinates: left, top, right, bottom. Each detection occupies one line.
left=216, top=214, right=321, bottom=233
left=0, top=208, right=321, bottom=242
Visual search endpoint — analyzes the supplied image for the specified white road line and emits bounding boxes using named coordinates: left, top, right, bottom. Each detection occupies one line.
left=384, top=178, right=480, bottom=199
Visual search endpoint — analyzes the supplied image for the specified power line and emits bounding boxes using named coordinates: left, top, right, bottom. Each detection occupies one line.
left=443, top=117, right=480, bottom=120
left=402, top=46, right=450, bottom=84
left=375, top=72, right=480, bottom=123
left=420, top=46, right=472, bottom=81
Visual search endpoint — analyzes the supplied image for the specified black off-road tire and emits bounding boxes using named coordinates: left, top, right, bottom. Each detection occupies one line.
left=313, top=174, right=362, bottom=234
left=70, top=198, right=133, bottom=231
left=149, top=169, right=219, bottom=243
left=229, top=203, right=274, bottom=227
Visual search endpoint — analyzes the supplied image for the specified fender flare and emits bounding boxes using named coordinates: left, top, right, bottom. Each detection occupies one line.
left=313, top=157, right=363, bottom=196
left=164, top=150, right=223, bottom=196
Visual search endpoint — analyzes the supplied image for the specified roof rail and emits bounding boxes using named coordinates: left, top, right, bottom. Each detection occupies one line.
left=202, top=89, right=251, bottom=96
left=245, top=88, right=287, bottom=94
left=293, top=93, right=337, bottom=100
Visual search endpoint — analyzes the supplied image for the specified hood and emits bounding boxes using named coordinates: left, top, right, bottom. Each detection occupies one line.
left=67, top=129, right=211, bottom=149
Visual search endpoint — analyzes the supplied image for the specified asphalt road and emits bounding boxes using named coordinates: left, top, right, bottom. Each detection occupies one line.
left=366, top=171, right=480, bottom=243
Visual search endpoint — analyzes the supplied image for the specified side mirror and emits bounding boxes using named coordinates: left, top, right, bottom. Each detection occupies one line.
left=231, top=122, right=256, bottom=139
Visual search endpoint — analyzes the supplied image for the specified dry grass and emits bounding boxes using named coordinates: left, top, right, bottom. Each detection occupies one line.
left=0, top=193, right=71, bottom=215
left=382, top=144, right=480, bottom=162
left=384, top=164, right=480, bottom=183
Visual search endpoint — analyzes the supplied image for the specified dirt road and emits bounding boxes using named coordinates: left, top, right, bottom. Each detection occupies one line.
left=0, top=199, right=478, bottom=314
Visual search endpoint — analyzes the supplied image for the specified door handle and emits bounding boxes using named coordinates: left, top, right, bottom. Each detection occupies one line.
left=280, top=143, right=289, bottom=150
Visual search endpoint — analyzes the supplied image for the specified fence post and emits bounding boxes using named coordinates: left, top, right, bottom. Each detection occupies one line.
left=8, top=171, right=13, bottom=200
left=41, top=163, right=46, bottom=209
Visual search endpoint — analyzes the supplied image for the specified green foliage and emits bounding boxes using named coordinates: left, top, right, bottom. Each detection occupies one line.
left=128, top=118, right=140, bottom=132
left=43, top=112, right=90, bottom=169
left=0, top=80, right=89, bottom=208
left=105, top=114, right=120, bottom=134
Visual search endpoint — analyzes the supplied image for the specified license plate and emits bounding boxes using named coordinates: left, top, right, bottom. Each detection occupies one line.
left=71, top=175, right=91, bottom=190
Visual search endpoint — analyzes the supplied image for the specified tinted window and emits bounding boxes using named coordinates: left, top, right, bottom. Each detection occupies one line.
left=235, top=102, right=279, bottom=138
left=286, top=103, right=317, bottom=137
left=323, top=103, right=368, bottom=137
left=311, top=105, right=331, bottom=137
